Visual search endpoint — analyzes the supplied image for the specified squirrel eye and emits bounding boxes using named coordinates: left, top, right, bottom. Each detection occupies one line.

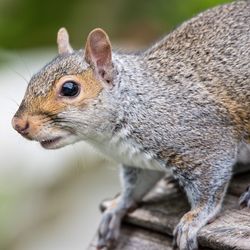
left=60, top=81, right=80, bottom=97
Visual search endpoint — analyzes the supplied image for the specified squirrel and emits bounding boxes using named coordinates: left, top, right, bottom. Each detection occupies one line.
left=12, top=1, right=250, bottom=249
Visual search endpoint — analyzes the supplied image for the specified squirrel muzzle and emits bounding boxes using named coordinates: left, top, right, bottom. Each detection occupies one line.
left=11, top=114, right=35, bottom=140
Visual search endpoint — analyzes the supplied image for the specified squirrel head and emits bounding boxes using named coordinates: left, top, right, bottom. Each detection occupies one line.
left=12, top=27, right=117, bottom=149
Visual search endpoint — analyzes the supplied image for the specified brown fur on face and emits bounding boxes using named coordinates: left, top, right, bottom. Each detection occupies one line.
left=25, top=69, right=103, bottom=116
left=13, top=69, right=103, bottom=141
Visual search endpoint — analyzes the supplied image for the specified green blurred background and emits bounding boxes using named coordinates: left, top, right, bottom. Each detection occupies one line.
left=0, top=0, right=231, bottom=50
left=0, top=1, right=232, bottom=250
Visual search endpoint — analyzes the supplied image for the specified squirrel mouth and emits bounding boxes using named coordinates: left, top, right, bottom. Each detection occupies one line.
left=40, top=137, right=62, bottom=149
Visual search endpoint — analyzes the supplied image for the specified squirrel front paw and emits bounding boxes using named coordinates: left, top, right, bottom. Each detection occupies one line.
left=173, top=211, right=200, bottom=250
left=239, top=185, right=250, bottom=208
left=97, top=210, right=122, bottom=249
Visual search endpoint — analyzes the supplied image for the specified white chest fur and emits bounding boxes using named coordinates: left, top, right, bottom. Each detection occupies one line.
left=87, top=130, right=164, bottom=171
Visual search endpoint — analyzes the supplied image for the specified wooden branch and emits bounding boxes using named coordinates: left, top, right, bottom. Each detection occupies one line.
left=92, top=172, right=250, bottom=249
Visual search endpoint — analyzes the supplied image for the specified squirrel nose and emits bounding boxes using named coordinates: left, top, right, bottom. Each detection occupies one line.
left=12, top=116, right=30, bottom=136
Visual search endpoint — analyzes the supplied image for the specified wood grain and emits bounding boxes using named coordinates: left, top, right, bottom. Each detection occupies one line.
left=199, top=208, right=250, bottom=250
left=97, top=172, right=250, bottom=249
left=87, top=224, right=174, bottom=250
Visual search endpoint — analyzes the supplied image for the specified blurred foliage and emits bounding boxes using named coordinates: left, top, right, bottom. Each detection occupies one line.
left=0, top=0, right=231, bottom=50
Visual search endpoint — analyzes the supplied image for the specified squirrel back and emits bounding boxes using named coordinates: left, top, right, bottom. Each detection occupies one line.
left=143, top=0, right=250, bottom=136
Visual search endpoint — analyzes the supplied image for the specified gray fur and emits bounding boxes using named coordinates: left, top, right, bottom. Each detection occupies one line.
left=98, top=166, right=162, bottom=249
left=13, top=1, right=250, bottom=250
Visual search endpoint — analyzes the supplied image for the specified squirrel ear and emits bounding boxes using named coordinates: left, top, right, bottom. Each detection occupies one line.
left=57, top=27, right=73, bottom=54
left=85, top=28, right=113, bottom=87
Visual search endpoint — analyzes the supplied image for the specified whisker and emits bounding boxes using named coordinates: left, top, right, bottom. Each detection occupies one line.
left=16, top=53, right=33, bottom=78
left=8, top=68, right=29, bottom=85
left=9, top=98, right=20, bottom=107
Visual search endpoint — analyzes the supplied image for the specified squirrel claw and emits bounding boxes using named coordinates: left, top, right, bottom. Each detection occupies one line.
left=173, top=212, right=199, bottom=250
left=97, top=210, right=121, bottom=250
left=239, top=186, right=250, bottom=208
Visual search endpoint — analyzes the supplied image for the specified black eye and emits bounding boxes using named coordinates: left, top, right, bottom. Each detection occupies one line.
left=60, top=81, right=80, bottom=97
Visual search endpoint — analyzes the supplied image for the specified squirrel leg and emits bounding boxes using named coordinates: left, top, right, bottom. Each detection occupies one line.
left=237, top=143, right=250, bottom=208
left=173, top=167, right=231, bottom=250
left=239, top=185, right=250, bottom=208
left=97, top=166, right=163, bottom=249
